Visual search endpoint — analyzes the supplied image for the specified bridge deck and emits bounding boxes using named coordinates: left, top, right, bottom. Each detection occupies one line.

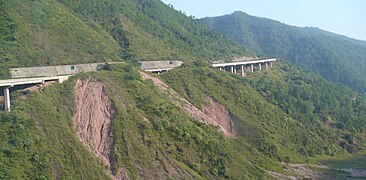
left=212, top=58, right=276, bottom=67
left=0, top=76, right=68, bottom=87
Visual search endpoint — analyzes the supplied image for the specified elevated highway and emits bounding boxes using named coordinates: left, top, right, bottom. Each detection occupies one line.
left=212, top=58, right=277, bottom=77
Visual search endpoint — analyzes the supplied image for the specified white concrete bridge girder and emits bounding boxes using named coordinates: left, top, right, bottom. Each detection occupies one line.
left=212, top=58, right=277, bottom=76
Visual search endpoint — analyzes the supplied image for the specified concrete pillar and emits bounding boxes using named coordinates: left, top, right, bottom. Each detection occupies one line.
left=259, top=63, right=262, bottom=71
left=230, top=66, right=234, bottom=74
left=250, top=64, right=254, bottom=72
left=265, top=63, right=269, bottom=70
left=240, top=65, right=245, bottom=77
left=233, top=66, right=237, bottom=74
left=270, top=62, right=273, bottom=68
left=246, top=66, right=251, bottom=72
left=58, top=76, right=70, bottom=83
left=4, top=87, right=10, bottom=112
left=219, top=67, right=222, bottom=71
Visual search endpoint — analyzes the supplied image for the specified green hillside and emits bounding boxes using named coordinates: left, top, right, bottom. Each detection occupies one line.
left=0, top=0, right=252, bottom=78
left=59, top=0, right=252, bottom=61
left=1, top=63, right=366, bottom=179
left=201, top=11, right=366, bottom=94
left=1, top=0, right=366, bottom=179
left=0, top=65, right=271, bottom=179
left=162, top=61, right=366, bottom=158
left=0, top=82, right=111, bottom=179
left=0, top=0, right=122, bottom=77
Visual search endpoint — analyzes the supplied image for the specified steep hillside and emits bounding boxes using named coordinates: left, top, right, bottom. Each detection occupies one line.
left=56, top=0, right=252, bottom=62
left=201, top=11, right=366, bottom=93
left=1, top=63, right=365, bottom=179
left=2, top=0, right=366, bottom=179
left=0, top=0, right=253, bottom=78
left=0, top=64, right=272, bottom=179
left=0, top=81, right=111, bottom=179
left=0, top=0, right=122, bottom=78
left=162, top=62, right=366, bottom=160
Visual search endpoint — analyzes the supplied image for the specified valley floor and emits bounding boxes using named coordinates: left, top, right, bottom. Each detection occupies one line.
left=269, top=154, right=366, bottom=179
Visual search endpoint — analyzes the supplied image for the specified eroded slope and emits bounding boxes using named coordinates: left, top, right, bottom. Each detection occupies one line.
left=140, top=71, right=236, bottom=138
left=73, top=79, right=116, bottom=169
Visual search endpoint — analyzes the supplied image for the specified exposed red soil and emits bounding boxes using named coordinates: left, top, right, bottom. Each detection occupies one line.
left=202, top=95, right=235, bottom=135
left=139, top=72, right=235, bottom=138
left=73, top=79, right=126, bottom=179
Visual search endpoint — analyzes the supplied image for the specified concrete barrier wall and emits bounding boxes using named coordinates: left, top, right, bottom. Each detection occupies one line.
left=140, top=60, right=183, bottom=71
left=10, top=63, right=105, bottom=78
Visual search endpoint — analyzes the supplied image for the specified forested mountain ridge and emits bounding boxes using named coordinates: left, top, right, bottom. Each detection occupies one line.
left=1, top=0, right=366, bottom=179
left=200, top=11, right=366, bottom=94
left=0, top=0, right=252, bottom=78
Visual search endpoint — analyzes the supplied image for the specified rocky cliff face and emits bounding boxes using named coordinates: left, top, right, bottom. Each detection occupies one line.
left=73, top=79, right=123, bottom=179
left=202, top=95, right=235, bottom=136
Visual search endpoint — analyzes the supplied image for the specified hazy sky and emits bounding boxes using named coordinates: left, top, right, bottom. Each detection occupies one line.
left=161, top=0, right=366, bottom=41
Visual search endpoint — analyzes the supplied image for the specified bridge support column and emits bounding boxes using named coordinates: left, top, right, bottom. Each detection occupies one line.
left=240, top=65, right=245, bottom=77
left=58, top=76, right=70, bottom=83
left=230, top=66, right=234, bottom=74
left=233, top=66, right=237, bottom=74
left=265, top=63, right=269, bottom=70
left=270, top=62, right=273, bottom=68
left=259, top=63, right=262, bottom=71
left=250, top=64, right=254, bottom=72
left=4, top=87, right=10, bottom=112
left=219, top=67, right=222, bottom=71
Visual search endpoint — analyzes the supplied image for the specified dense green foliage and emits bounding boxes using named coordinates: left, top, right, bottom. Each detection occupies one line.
left=89, top=64, right=275, bottom=179
left=2, top=0, right=366, bottom=178
left=0, top=82, right=111, bottom=179
left=57, top=0, right=252, bottom=62
left=0, top=65, right=277, bottom=179
left=201, top=11, right=366, bottom=93
left=0, top=0, right=122, bottom=78
left=0, top=0, right=252, bottom=78
left=161, top=62, right=366, bottom=162
left=1, top=62, right=365, bottom=178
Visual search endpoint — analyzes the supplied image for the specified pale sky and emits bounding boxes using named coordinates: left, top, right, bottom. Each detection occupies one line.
left=161, top=0, right=366, bottom=41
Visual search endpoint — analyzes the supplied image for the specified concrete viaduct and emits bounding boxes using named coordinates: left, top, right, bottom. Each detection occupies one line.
left=212, top=58, right=277, bottom=77
left=0, top=63, right=112, bottom=112
left=0, top=59, right=276, bottom=112
left=139, top=60, right=183, bottom=73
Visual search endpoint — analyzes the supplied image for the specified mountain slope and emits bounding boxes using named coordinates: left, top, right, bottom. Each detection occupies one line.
left=0, top=82, right=111, bottom=179
left=200, top=11, right=366, bottom=93
left=0, top=0, right=122, bottom=77
left=0, top=0, right=253, bottom=79
left=56, top=0, right=252, bottom=61
left=2, top=1, right=366, bottom=179
left=1, top=63, right=366, bottom=179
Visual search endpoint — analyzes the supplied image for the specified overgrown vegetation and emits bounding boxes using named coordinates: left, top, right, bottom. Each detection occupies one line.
left=201, top=11, right=366, bottom=93
left=0, top=64, right=273, bottom=179
left=0, top=82, right=111, bottom=179
left=1, top=62, right=365, bottom=178
left=57, top=0, right=252, bottom=62
left=0, top=0, right=253, bottom=78
left=0, top=0, right=122, bottom=78
left=1, top=0, right=366, bottom=178
left=90, top=64, right=272, bottom=179
left=161, top=61, right=366, bottom=164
